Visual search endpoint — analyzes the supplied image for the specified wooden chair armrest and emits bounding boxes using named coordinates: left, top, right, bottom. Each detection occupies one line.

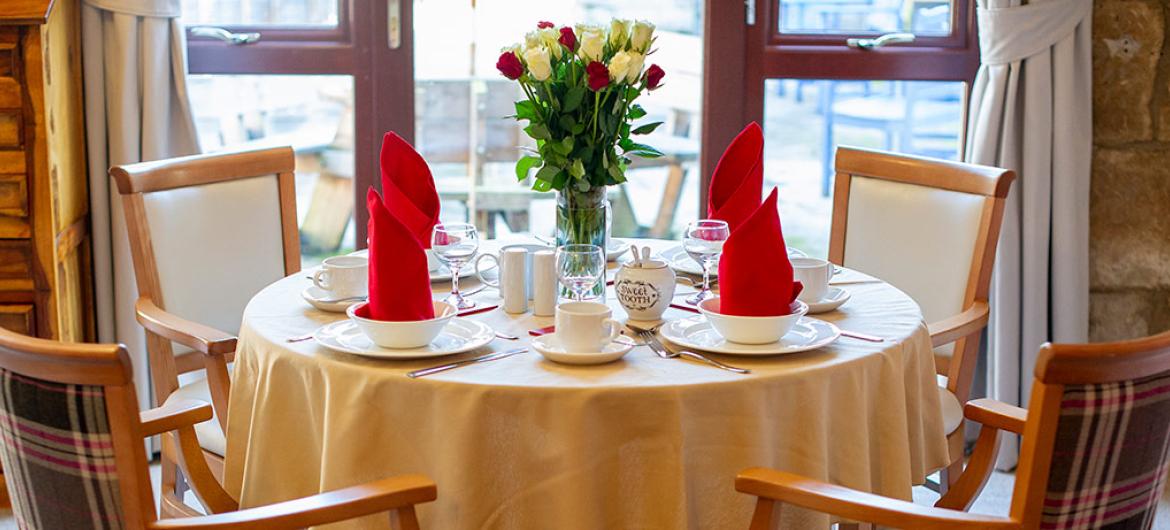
left=148, top=474, right=437, bottom=530
left=964, top=398, right=1027, bottom=435
left=928, top=301, right=989, bottom=348
left=736, top=467, right=1019, bottom=530
left=139, top=399, right=213, bottom=438
left=136, top=298, right=238, bottom=356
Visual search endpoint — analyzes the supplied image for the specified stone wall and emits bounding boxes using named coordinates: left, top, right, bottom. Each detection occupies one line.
left=1091, top=1, right=1170, bottom=341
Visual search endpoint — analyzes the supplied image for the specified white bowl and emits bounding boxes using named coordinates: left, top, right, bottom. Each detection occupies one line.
left=697, top=297, right=809, bottom=345
left=347, top=301, right=455, bottom=349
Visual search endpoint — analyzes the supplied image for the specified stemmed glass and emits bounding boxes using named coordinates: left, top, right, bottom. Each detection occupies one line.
left=431, top=223, right=480, bottom=310
left=556, top=244, right=605, bottom=301
left=684, top=219, right=730, bottom=305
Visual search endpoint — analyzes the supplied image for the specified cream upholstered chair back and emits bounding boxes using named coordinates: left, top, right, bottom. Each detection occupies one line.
left=829, top=147, right=1013, bottom=403
left=139, top=174, right=287, bottom=336
left=113, top=147, right=299, bottom=341
left=840, top=173, right=984, bottom=352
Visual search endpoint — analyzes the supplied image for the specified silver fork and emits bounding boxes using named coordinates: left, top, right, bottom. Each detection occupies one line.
left=627, top=323, right=751, bottom=374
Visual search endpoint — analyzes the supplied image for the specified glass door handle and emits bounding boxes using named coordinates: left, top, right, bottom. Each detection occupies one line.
left=189, top=27, right=261, bottom=45
left=846, top=33, right=915, bottom=50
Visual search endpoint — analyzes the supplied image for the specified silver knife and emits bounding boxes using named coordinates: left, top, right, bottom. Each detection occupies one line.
left=407, top=348, right=527, bottom=378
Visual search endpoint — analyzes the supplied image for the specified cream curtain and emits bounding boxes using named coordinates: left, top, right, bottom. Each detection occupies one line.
left=82, top=0, right=200, bottom=409
left=965, top=0, right=1092, bottom=468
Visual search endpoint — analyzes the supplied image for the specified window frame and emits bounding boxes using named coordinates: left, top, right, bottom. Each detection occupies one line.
left=700, top=0, right=978, bottom=207
left=184, top=0, right=416, bottom=245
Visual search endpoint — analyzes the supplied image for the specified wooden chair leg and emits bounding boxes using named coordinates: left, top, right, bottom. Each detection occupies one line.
left=940, top=424, right=967, bottom=494
left=390, top=505, right=422, bottom=530
left=748, top=498, right=776, bottom=530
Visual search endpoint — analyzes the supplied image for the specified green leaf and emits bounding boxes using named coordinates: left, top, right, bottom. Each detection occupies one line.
left=563, top=86, right=587, bottom=113
left=575, top=179, right=591, bottom=192
left=514, top=100, right=538, bottom=121
left=552, top=171, right=568, bottom=190
left=606, top=163, right=623, bottom=181
left=571, top=122, right=587, bottom=135
left=558, top=114, right=576, bottom=131
left=627, top=104, right=647, bottom=120
left=570, top=158, right=586, bottom=178
left=534, top=164, right=561, bottom=183
left=623, top=141, right=664, bottom=157
left=526, top=123, right=552, bottom=141
left=628, top=149, right=664, bottom=159
left=515, top=155, right=541, bottom=182
left=631, top=121, right=664, bottom=135
left=559, top=136, right=575, bottom=154
left=533, top=178, right=553, bottom=192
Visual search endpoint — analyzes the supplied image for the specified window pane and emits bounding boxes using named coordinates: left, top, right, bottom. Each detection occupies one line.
left=188, top=75, right=355, bottom=267
left=181, top=0, right=339, bottom=27
left=762, top=79, right=964, bottom=257
left=779, top=0, right=952, bottom=36
left=413, top=0, right=703, bottom=240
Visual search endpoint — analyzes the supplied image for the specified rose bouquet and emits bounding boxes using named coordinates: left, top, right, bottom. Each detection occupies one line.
left=497, top=19, right=666, bottom=251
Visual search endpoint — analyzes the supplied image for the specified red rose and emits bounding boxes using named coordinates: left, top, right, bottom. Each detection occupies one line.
left=586, top=61, right=610, bottom=91
left=558, top=27, right=577, bottom=51
left=537, top=21, right=555, bottom=29
left=497, top=51, right=524, bottom=80
left=645, top=64, right=665, bottom=90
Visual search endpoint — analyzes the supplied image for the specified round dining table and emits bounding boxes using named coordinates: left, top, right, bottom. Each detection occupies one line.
left=222, top=238, right=949, bottom=529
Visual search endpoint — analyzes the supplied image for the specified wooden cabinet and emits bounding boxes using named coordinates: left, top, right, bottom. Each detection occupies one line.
left=0, top=0, right=93, bottom=343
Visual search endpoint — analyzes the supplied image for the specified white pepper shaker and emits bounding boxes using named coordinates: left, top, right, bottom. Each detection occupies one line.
left=532, top=249, right=557, bottom=317
left=500, top=248, right=529, bottom=314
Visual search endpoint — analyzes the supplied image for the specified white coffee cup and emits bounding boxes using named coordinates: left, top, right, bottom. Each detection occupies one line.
left=312, top=255, right=368, bottom=299
left=791, top=257, right=833, bottom=303
left=474, top=243, right=551, bottom=299
left=555, top=301, right=621, bottom=352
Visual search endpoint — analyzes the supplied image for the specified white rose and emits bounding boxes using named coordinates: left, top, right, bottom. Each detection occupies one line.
left=524, top=31, right=542, bottom=51
left=608, top=51, right=632, bottom=82
left=578, top=27, right=606, bottom=62
left=524, top=46, right=552, bottom=81
left=625, top=52, right=645, bottom=83
left=609, top=19, right=632, bottom=49
left=539, top=27, right=562, bottom=59
left=501, top=43, right=522, bottom=58
left=631, top=20, right=655, bottom=52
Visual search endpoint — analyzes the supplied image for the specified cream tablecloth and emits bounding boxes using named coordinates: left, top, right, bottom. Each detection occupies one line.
left=223, top=238, right=949, bottom=529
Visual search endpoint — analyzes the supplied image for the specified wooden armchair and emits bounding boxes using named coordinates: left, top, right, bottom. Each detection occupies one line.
left=829, top=146, right=1014, bottom=488
left=111, top=147, right=301, bottom=516
left=0, top=327, right=435, bottom=530
left=738, top=330, right=1170, bottom=529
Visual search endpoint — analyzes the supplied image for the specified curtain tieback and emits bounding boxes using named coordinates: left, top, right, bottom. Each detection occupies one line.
left=978, top=0, right=1091, bottom=65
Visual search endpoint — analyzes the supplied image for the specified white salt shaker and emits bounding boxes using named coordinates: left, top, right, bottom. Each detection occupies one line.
left=532, top=249, right=557, bottom=317
left=500, top=248, right=529, bottom=314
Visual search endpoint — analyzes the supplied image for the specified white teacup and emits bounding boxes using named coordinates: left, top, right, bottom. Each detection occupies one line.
left=791, top=257, right=833, bottom=303
left=555, top=301, right=622, bottom=352
left=312, top=256, right=368, bottom=299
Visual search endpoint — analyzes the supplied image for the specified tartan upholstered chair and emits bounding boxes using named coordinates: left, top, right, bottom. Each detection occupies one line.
left=0, top=327, right=436, bottom=529
left=736, top=329, right=1170, bottom=529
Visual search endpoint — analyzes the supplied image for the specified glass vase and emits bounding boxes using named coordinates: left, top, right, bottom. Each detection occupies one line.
left=556, top=187, right=608, bottom=299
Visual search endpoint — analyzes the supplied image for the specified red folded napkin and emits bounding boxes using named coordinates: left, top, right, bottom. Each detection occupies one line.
left=707, top=122, right=764, bottom=232
left=356, top=187, right=435, bottom=322
left=717, top=188, right=803, bottom=316
left=380, top=132, right=441, bottom=248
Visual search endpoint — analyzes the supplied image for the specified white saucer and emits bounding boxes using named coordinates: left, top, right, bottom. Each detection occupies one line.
left=348, top=249, right=475, bottom=283
left=805, top=287, right=851, bottom=314
left=301, top=286, right=364, bottom=313
left=314, top=318, right=493, bottom=359
left=531, top=333, right=635, bottom=365
left=661, top=245, right=808, bottom=276
left=607, top=238, right=630, bottom=262
left=659, top=316, right=839, bottom=356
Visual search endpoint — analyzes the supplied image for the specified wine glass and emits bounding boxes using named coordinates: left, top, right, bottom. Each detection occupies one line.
left=684, top=219, right=730, bottom=305
left=556, top=244, right=605, bottom=301
left=431, top=223, right=480, bottom=310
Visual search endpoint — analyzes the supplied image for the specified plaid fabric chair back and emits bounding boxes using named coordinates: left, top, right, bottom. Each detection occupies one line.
left=0, top=367, right=126, bottom=529
left=1042, top=369, right=1170, bottom=529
